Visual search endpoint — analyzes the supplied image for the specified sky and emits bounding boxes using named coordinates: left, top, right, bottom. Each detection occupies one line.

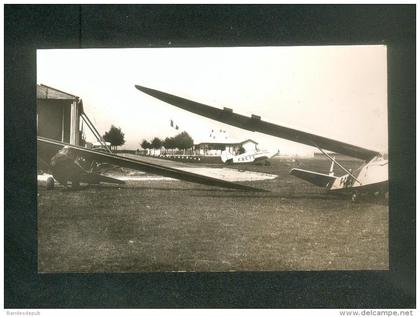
left=37, top=46, right=388, bottom=156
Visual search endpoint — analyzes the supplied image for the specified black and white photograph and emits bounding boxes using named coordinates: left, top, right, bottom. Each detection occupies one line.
left=5, top=4, right=415, bottom=310
left=37, top=46, right=389, bottom=272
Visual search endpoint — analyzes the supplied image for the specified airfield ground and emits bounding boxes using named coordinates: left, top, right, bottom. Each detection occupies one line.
left=38, top=157, right=388, bottom=272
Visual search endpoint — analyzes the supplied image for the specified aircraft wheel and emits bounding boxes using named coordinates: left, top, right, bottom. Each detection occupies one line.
left=46, top=177, right=55, bottom=190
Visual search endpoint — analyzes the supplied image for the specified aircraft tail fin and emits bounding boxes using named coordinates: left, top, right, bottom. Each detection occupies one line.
left=290, top=168, right=337, bottom=188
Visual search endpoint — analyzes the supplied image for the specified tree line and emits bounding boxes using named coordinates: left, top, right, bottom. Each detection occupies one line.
left=98, top=126, right=194, bottom=151
left=141, top=131, right=194, bottom=150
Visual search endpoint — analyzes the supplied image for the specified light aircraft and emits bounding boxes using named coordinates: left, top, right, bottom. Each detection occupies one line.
left=38, top=144, right=124, bottom=189
left=37, top=136, right=261, bottom=192
left=221, top=148, right=279, bottom=165
left=135, top=85, right=388, bottom=201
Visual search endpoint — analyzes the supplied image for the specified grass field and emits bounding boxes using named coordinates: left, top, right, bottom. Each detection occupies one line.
left=38, top=157, right=388, bottom=272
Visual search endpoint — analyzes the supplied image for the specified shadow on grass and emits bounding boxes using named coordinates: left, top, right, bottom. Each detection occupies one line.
left=191, top=192, right=345, bottom=200
left=39, top=184, right=388, bottom=205
left=191, top=192, right=389, bottom=205
left=45, top=184, right=241, bottom=193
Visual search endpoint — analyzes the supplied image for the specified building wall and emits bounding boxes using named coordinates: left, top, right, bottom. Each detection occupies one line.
left=37, top=99, right=71, bottom=142
left=194, top=141, right=258, bottom=156
left=37, top=97, right=82, bottom=145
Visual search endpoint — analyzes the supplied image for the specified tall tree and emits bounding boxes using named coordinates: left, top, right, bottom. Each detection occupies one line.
left=141, top=139, right=151, bottom=149
left=173, top=131, right=194, bottom=150
left=163, top=137, right=175, bottom=149
left=103, top=125, right=125, bottom=151
left=151, top=137, right=162, bottom=149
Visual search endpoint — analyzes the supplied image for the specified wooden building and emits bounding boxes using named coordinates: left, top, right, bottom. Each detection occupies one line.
left=37, top=84, right=83, bottom=145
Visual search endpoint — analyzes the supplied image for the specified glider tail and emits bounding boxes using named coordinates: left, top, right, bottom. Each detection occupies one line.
left=289, top=168, right=337, bottom=188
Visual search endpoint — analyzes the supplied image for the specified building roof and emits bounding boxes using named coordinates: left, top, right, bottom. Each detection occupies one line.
left=240, top=139, right=258, bottom=145
left=37, top=84, right=84, bottom=113
left=196, top=139, right=258, bottom=146
left=37, top=84, right=80, bottom=100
